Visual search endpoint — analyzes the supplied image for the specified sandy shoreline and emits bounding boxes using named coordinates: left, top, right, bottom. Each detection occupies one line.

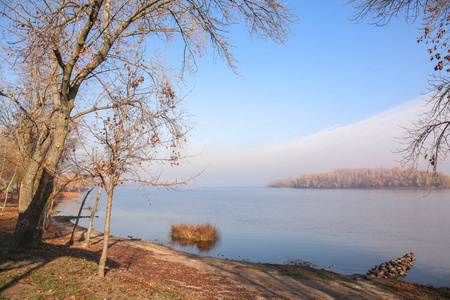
left=2, top=194, right=450, bottom=299
left=2, top=196, right=450, bottom=298
left=49, top=215, right=450, bottom=299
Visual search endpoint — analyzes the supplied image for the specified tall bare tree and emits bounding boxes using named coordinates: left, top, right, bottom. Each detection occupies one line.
left=0, top=0, right=295, bottom=248
left=350, top=0, right=450, bottom=172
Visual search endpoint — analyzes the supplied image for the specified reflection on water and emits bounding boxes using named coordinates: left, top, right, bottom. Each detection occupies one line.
left=170, top=236, right=221, bottom=252
left=56, top=186, right=450, bottom=288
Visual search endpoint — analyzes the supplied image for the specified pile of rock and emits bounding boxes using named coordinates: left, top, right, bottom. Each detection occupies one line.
left=366, top=252, right=415, bottom=279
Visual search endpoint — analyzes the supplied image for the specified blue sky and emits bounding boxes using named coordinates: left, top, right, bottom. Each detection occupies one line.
left=159, top=1, right=450, bottom=186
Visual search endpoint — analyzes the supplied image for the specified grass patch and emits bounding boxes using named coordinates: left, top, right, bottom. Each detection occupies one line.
left=26, top=256, right=97, bottom=297
left=0, top=255, right=98, bottom=299
left=279, top=259, right=336, bottom=283
left=341, top=281, right=356, bottom=288
left=278, top=270, right=309, bottom=279
left=170, top=223, right=220, bottom=242
left=0, top=252, right=195, bottom=299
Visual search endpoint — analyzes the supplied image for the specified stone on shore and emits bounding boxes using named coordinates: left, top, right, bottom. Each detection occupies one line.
left=366, top=252, right=415, bottom=280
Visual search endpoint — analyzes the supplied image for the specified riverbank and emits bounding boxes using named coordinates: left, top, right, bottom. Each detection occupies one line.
left=56, top=191, right=83, bottom=199
left=1, top=198, right=450, bottom=299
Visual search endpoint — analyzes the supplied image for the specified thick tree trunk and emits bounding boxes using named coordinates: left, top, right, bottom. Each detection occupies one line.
left=18, top=131, right=52, bottom=213
left=13, top=169, right=54, bottom=248
left=14, top=98, right=72, bottom=249
left=98, top=184, right=114, bottom=277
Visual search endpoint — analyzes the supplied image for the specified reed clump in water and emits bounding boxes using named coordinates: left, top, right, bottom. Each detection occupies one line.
left=170, top=223, right=220, bottom=243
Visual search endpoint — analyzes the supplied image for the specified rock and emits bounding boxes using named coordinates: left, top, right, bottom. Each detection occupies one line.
left=366, top=252, right=415, bottom=280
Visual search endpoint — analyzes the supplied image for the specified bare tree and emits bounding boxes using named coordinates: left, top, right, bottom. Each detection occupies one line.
left=1, top=167, right=18, bottom=212
left=71, top=63, right=194, bottom=277
left=348, top=0, right=449, bottom=26
left=0, top=131, right=23, bottom=188
left=350, top=0, right=450, bottom=172
left=0, top=130, right=24, bottom=212
left=83, top=186, right=103, bottom=248
left=0, top=0, right=296, bottom=248
left=67, top=187, right=94, bottom=246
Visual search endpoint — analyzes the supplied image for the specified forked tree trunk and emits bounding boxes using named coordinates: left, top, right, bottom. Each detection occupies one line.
left=98, top=182, right=115, bottom=277
left=14, top=99, right=72, bottom=249
left=84, top=187, right=102, bottom=248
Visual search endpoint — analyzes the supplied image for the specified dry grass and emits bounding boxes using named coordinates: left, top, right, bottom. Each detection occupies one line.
left=170, top=223, right=220, bottom=243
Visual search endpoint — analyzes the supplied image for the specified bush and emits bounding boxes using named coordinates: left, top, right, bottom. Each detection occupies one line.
left=170, top=223, right=220, bottom=242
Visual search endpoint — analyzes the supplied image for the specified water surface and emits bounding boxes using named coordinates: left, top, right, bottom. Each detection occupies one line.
left=56, top=186, right=450, bottom=287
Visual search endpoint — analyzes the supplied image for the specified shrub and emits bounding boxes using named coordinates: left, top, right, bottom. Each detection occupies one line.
left=170, top=223, right=220, bottom=243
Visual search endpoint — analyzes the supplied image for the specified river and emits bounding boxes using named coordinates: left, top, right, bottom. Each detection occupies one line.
left=56, top=186, right=450, bottom=288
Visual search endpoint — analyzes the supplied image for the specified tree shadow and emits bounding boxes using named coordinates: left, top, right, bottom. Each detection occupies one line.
left=0, top=224, right=121, bottom=293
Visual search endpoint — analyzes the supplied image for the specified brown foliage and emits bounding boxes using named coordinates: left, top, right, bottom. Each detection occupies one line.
left=268, top=166, right=450, bottom=189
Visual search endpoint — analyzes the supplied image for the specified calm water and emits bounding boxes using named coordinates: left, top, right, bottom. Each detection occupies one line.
left=56, top=186, right=450, bottom=288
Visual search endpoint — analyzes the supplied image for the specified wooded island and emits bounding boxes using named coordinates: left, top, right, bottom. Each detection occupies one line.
left=267, top=167, right=450, bottom=189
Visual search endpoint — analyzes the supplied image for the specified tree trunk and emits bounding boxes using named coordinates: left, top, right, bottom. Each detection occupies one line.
left=67, top=187, right=93, bottom=246
left=14, top=97, right=73, bottom=249
left=13, top=169, right=54, bottom=248
left=42, top=177, right=59, bottom=232
left=98, top=183, right=114, bottom=277
left=84, top=186, right=102, bottom=248
left=2, top=168, right=17, bottom=211
left=18, top=131, right=52, bottom=213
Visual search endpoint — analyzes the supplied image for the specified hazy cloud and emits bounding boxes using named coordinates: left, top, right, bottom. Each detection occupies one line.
left=161, top=99, right=450, bottom=187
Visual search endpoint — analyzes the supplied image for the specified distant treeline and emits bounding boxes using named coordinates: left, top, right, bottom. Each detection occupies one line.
left=267, top=167, right=450, bottom=189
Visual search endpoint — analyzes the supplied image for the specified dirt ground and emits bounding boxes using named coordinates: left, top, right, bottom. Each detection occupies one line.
left=1, top=196, right=450, bottom=299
